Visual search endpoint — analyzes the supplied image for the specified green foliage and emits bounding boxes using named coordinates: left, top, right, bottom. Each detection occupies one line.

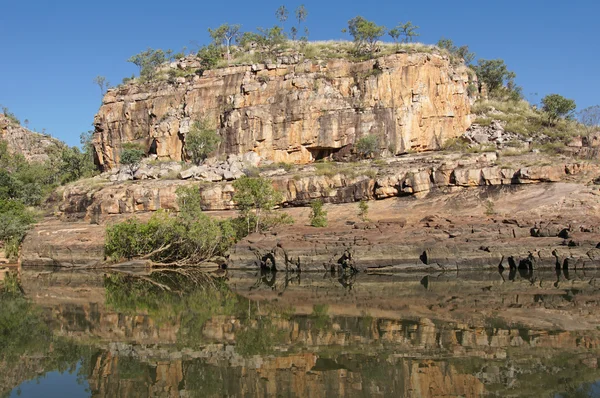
left=119, top=143, right=145, bottom=176
left=1, top=106, right=20, bottom=125
left=105, top=186, right=246, bottom=264
left=208, top=23, right=241, bottom=61
left=355, top=134, right=379, bottom=158
left=388, top=21, right=419, bottom=46
left=346, top=16, right=386, bottom=55
left=436, top=38, right=475, bottom=65
left=542, top=94, right=576, bottom=124
left=240, top=26, right=287, bottom=58
left=185, top=120, right=221, bottom=164
left=358, top=199, right=369, bottom=221
left=309, top=199, right=327, bottom=227
left=127, top=48, right=170, bottom=81
left=473, top=59, right=518, bottom=98
left=0, top=199, right=37, bottom=243
left=233, top=176, right=284, bottom=234
left=196, top=44, right=222, bottom=71
left=59, top=145, right=97, bottom=184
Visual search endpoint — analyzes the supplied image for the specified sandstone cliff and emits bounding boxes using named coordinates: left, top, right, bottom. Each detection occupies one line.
left=93, top=52, right=473, bottom=169
left=0, top=114, right=64, bottom=162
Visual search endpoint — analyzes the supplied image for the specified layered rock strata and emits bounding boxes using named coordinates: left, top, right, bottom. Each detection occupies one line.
left=93, top=52, right=473, bottom=169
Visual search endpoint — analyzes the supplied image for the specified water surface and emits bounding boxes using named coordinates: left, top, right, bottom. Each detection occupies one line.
left=2, top=268, right=600, bottom=397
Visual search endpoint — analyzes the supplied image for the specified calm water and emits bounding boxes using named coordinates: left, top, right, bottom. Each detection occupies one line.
left=2, top=268, right=600, bottom=397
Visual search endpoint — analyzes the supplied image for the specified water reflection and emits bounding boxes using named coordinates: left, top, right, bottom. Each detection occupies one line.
left=2, top=268, right=600, bottom=397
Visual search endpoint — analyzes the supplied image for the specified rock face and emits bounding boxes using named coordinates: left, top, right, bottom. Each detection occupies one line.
left=0, top=114, right=64, bottom=162
left=93, top=53, right=473, bottom=170
left=51, top=152, right=599, bottom=222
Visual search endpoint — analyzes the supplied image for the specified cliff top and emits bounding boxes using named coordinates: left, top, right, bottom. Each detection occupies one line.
left=0, top=114, right=65, bottom=163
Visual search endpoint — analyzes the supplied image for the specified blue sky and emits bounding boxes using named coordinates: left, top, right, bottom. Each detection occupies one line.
left=1, top=0, right=598, bottom=146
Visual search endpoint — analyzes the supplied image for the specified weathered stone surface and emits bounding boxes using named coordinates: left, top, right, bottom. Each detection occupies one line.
left=93, top=53, right=473, bottom=169
left=0, top=114, right=65, bottom=162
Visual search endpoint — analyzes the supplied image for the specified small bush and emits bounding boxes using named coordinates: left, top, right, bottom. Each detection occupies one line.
left=309, top=199, right=327, bottom=227
left=355, top=135, right=379, bottom=158
left=358, top=200, right=369, bottom=221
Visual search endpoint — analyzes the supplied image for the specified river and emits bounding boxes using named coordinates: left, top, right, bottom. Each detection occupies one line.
left=1, top=267, right=600, bottom=397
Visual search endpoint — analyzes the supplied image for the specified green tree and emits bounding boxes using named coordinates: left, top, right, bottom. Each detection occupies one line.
left=208, top=23, right=241, bottom=61
left=436, top=38, right=475, bottom=65
left=309, top=199, right=327, bottom=227
left=119, top=143, right=145, bottom=176
left=541, top=94, right=576, bottom=124
left=196, top=44, right=222, bottom=71
left=355, top=134, right=379, bottom=158
left=241, top=26, right=287, bottom=58
left=127, top=48, right=170, bottom=81
left=233, top=176, right=283, bottom=234
left=579, top=105, right=600, bottom=128
left=346, top=16, right=386, bottom=55
left=185, top=120, right=221, bottom=164
left=58, top=146, right=96, bottom=184
left=389, top=21, right=419, bottom=45
left=472, top=59, right=517, bottom=95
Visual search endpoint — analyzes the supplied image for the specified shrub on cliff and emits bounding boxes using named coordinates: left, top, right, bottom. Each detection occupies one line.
left=185, top=121, right=221, bottom=164
left=240, top=26, right=287, bottom=59
left=1, top=106, right=20, bottom=125
left=355, top=134, right=379, bottom=158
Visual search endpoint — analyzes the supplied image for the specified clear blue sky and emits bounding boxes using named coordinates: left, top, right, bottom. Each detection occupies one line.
left=1, top=0, right=598, bottom=146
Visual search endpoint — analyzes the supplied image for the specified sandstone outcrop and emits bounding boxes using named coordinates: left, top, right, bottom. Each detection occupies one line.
left=51, top=152, right=599, bottom=221
left=0, top=114, right=64, bottom=162
left=93, top=52, right=473, bottom=169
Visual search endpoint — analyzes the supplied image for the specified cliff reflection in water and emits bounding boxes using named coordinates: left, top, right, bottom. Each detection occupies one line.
left=4, top=268, right=600, bottom=397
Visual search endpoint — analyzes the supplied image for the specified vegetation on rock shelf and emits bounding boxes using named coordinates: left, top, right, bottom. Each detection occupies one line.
left=185, top=120, right=221, bottom=164
left=105, top=178, right=291, bottom=264
left=309, top=199, right=328, bottom=227
left=0, top=132, right=97, bottom=258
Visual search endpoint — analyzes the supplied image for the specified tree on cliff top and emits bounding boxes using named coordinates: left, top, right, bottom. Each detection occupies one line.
left=542, top=94, right=576, bottom=124
left=437, top=38, right=475, bottom=65
left=345, top=16, right=386, bottom=55
left=240, top=26, right=287, bottom=58
left=127, top=48, right=171, bottom=81
left=208, top=23, right=241, bottom=61
left=389, top=21, right=419, bottom=47
left=472, top=59, right=518, bottom=96
left=93, top=75, right=110, bottom=100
